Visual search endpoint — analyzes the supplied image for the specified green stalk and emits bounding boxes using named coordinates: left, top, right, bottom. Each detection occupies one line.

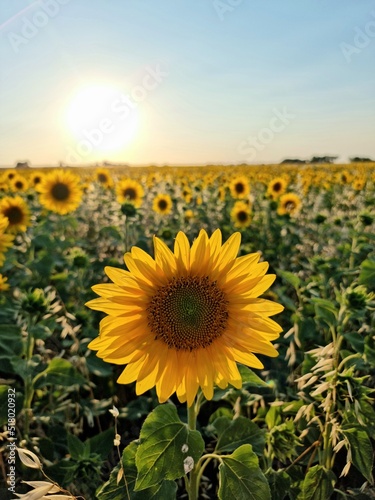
left=186, top=401, right=198, bottom=500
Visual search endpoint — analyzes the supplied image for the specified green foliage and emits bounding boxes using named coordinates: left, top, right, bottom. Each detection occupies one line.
left=135, top=404, right=204, bottom=490
left=1, top=163, right=374, bottom=498
left=218, top=444, right=271, bottom=500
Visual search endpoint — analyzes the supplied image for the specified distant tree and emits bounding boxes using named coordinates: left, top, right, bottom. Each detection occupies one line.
left=349, top=156, right=373, bottom=163
left=15, top=161, right=30, bottom=168
left=280, top=158, right=307, bottom=165
left=310, top=156, right=338, bottom=164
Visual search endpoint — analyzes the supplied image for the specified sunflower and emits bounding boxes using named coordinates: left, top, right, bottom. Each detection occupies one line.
left=95, top=168, right=114, bottom=189
left=352, top=176, right=366, bottom=191
left=277, top=193, right=302, bottom=216
left=116, top=178, right=144, bottom=207
left=30, top=171, right=44, bottom=191
left=184, top=209, right=194, bottom=222
left=153, top=193, right=173, bottom=215
left=38, top=170, right=83, bottom=215
left=10, top=174, right=29, bottom=192
left=266, top=177, right=287, bottom=199
left=231, top=201, right=252, bottom=229
left=0, top=274, right=10, bottom=292
left=86, top=229, right=283, bottom=406
left=0, top=214, right=15, bottom=266
left=229, top=176, right=250, bottom=199
left=181, top=186, right=192, bottom=203
left=0, top=196, right=31, bottom=233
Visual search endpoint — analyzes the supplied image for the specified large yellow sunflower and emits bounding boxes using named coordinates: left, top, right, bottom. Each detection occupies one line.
left=230, top=201, right=252, bottom=229
left=38, top=170, right=83, bottom=215
left=229, top=176, right=250, bottom=199
left=116, top=178, right=144, bottom=207
left=277, top=193, right=302, bottom=216
left=86, top=229, right=283, bottom=407
left=0, top=214, right=15, bottom=265
left=153, top=193, right=173, bottom=215
left=0, top=196, right=31, bottom=233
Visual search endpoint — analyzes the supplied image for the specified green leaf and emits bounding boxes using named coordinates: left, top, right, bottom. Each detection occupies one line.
left=97, top=441, right=178, bottom=500
left=343, top=427, right=374, bottom=483
left=265, top=405, right=282, bottom=429
left=218, top=444, right=270, bottom=500
left=311, top=298, right=337, bottom=326
left=0, top=325, right=23, bottom=373
left=135, top=404, right=204, bottom=491
left=277, top=269, right=301, bottom=289
left=87, top=428, right=115, bottom=460
left=359, top=259, right=375, bottom=291
left=298, top=465, right=336, bottom=500
left=238, top=365, right=269, bottom=388
left=67, top=433, right=88, bottom=460
left=33, top=358, right=87, bottom=388
left=266, top=469, right=291, bottom=500
left=213, top=416, right=265, bottom=455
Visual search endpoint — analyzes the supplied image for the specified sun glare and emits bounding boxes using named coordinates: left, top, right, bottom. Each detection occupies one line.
left=65, top=83, right=139, bottom=158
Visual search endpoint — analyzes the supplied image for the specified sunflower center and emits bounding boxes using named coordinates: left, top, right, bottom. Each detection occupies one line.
left=51, top=182, right=70, bottom=201
left=147, top=276, right=228, bottom=351
left=158, top=199, right=168, bottom=211
left=123, top=187, right=136, bottom=200
left=237, top=210, right=249, bottom=222
left=98, top=173, right=108, bottom=183
left=273, top=182, right=281, bottom=192
left=285, top=201, right=296, bottom=211
left=235, top=182, right=245, bottom=194
left=15, top=181, right=23, bottom=190
left=5, top=206, right=23, bottom=224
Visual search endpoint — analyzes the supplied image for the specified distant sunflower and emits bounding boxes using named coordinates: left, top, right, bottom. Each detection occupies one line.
left=86, top=229, right=283, bottom=406
left=10, top=174, right=29, bottom=193
left=277, top=193, right=302, bottom=216
left=153, top=193, right=173, bottom=215
left=181, top=186, right=192, bottom=203
left=95, top=168, right=114, bottom=189
left=352, top=177, right=366, bottom=191
left=0, top=274, right=10, bottom=292
left=116, top=179, right=144, bottom=207
left=184, top=209, right=194, bottom=222
left=30, top=171, right=44, bottom=191
left=218, top=186, right=226, bottom=202
left=4, top=170, right=16, bottom=182
left=231, top=201, right=252, bottom=229
left=38, top=170, right=83, bottom=215
left=266, top=177, right=287, bottom=199
left=0, top=196, right=31, bottom=233
left=229, top=176, right=250, bottom=199
left=0, top=214, right=15, bottom=265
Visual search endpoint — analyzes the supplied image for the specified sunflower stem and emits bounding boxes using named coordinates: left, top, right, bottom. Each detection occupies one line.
left=186, top=401, right=199, bottom=499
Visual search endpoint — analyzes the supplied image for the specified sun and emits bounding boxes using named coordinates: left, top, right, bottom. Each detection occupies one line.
left=65, top=83, right=139, bottom=157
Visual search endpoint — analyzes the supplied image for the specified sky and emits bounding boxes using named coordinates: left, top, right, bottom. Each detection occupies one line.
left=0, top=0, right=374, bottom=167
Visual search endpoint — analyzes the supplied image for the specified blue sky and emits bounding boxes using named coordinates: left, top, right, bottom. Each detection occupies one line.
left=0, top=0, right=374, bottom=166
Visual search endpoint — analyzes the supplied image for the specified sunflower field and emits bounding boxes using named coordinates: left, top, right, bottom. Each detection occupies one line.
left=0, top=162, right=374, bottom=500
